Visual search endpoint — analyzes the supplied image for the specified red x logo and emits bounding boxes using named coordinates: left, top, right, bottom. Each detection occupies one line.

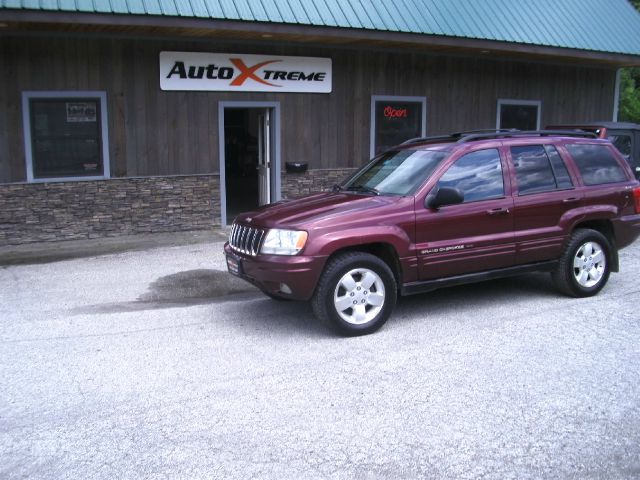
left=229, top=58, right=281, bottom=87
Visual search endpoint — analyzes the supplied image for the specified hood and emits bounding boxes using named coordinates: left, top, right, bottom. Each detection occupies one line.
left=233, top=192, right=404, bottom=229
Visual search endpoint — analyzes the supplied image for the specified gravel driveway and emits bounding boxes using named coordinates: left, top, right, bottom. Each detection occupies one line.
left=1, top=239, right=639, bottom=479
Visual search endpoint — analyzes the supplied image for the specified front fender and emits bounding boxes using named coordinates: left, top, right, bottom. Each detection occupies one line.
left=308, top=225, right=413, bottom=258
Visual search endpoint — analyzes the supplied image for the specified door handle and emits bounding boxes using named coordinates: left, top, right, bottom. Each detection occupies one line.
left=562, top=197, right=579, bottom=204
left=487, top=207, right=510, bottom=216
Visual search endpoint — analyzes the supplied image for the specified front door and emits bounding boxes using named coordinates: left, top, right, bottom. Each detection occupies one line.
left=415, top=147, right=516, bottom=280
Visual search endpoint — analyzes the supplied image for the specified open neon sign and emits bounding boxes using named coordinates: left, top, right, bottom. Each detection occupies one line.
left=383, top=106, right=408, bottom=118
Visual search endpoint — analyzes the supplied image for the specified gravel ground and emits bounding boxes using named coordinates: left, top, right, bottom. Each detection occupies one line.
left=1, top=239, right=639, bottom=479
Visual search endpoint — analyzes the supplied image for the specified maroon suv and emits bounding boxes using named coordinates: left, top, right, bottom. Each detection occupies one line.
left=225, top=130, right=640, bottom=336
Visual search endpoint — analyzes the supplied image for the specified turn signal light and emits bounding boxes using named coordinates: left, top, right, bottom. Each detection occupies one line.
left=634, top=187, right=640, bottom=214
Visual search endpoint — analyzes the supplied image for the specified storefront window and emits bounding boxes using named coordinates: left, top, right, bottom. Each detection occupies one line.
left=370, top=96, right=426, bottom=157
left=23, top=92, right=110, bottom=182
left=497, top=99, right=541, bottom=131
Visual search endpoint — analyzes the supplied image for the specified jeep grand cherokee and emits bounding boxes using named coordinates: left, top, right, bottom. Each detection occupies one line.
left=225, top=130, right=640, bottom=336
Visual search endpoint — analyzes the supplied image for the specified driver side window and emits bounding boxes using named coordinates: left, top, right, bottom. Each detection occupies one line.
left=436, top=149, right=504, bottom=203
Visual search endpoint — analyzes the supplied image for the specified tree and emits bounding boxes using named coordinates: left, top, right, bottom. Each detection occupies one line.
left=619, top=68, right=640, bottom=123
left=619, top=0, right=640, bottom=123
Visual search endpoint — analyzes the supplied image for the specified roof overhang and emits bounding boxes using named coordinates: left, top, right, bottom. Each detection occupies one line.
left=2, top=9, right=640, bottom=67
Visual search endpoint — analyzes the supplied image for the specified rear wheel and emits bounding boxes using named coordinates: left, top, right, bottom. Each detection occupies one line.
left=552, top=229, right=612, bottom=297
left=311, top=252, right=397, bottom=336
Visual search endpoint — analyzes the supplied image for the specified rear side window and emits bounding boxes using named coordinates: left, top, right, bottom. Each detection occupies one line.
left=511, top=145, right=573, bottom=195
left=437, top=149, right=504, bottom=203
left=566, top=144, right=628, bottom=185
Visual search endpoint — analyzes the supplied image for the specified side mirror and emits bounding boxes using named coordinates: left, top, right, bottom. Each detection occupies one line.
left=425, top=186, right=464, bottom=209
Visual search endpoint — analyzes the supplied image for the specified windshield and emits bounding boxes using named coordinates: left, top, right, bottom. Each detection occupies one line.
left=341, top=149, right=448, bottom=196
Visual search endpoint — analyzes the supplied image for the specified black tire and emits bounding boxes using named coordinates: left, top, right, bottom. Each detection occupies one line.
left=311, top=252, right=397, bottom=336
left=552, top=228, right=612, bottom=297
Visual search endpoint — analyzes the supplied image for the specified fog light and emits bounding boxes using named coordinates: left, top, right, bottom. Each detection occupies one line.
left=279, top=283, right=292, bottom=295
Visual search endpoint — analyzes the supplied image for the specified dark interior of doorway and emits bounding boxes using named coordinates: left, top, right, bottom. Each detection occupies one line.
left=225, top=108, right=260, bottom=222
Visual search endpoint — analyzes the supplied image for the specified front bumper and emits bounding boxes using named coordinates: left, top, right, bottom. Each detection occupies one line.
left=224, top=243, right=327, bottom=301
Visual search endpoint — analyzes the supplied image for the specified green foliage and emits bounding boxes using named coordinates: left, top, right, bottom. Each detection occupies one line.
left=618, top=2, right=640, bottom=122
left=619, top=68, right=640, bottom=123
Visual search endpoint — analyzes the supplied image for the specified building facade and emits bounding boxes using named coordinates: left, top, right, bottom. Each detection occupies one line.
left=1, top=0, right=640, bottom=245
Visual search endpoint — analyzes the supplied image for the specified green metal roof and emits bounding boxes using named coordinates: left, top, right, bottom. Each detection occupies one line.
left=2, top=0, right=640, bottom=56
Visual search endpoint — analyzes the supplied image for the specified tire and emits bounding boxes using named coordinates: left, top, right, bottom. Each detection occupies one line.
left=552, top=228, right=612, bottom=297
left=311, top=252, right=397, bottom=336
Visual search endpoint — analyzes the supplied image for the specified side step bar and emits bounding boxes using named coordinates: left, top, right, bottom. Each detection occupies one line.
left=401, top=261, right=558, bottom=296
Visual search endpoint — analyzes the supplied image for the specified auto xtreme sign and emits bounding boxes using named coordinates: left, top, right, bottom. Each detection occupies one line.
left=160, top=52, right=332, bottom=93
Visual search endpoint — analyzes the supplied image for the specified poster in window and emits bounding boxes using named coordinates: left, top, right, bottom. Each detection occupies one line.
left=66, top=102, right=97, bottom=123
left=374, top=101, right=423, bottom=156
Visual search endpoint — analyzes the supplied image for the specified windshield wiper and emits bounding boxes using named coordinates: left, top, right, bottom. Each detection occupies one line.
left=345, top=185, right=380, bottom=195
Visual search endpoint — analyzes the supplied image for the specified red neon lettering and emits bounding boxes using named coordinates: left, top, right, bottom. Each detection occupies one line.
left=384, top=106, right=408, bottom=118
left=229, top=58, right=281, bottom=87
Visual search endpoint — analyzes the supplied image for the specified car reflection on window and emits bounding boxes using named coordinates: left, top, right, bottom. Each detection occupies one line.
left=437, top=149, right=505, bottom=202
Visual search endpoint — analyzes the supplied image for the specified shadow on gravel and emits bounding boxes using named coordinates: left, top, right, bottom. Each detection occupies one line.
left=140, top=269, right=258, bottom=302
left=71, top=268, right=329, bottom=336
left=72, top=270, right=560, bottom=336
left=393, top=272, right=559, bottom=324
left=72, top=269, right=261, bottom=315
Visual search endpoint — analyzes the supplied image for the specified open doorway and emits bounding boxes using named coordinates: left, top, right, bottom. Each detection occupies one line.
left=221, top=104, right=279, bottom=224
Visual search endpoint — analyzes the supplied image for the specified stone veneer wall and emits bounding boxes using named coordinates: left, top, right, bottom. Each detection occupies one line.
left=281, top=168, right=357, bottom=199
left=0, top=169, right=359, bottom=245
left=0, top=175, right=220, bottom=246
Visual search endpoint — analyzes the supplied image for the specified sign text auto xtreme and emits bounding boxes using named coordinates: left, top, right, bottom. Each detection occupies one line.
left=160, top=52, right=332, bottom=93
left=166, top=61, right=327, bottom=85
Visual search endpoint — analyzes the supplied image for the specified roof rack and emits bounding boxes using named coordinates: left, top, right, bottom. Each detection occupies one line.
left=400, top=129, right=597, bottom=148
left=456, top=129, right=597, bottom=143
left=400, top=134, right=456, bottom=146
left=400, top=129, right=516, bottom=146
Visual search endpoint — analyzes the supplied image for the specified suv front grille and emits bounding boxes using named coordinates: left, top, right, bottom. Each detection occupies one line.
left=229, top=223, right=266, bottom=256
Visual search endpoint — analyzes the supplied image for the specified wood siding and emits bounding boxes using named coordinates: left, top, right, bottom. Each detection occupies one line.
left=0, top=35, right=617, bottom=183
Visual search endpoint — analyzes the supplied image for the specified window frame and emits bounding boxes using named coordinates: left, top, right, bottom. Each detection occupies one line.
left=22, top=91, right=111, bottom=183
left=370, top=95, right=427, bottom=158
left=496, top=99, right=541, bottom=131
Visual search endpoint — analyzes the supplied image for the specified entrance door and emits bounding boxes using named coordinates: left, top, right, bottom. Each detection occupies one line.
left=257, top=110, right=271, bottom=206
left=223, top=106, right=276, bottom=223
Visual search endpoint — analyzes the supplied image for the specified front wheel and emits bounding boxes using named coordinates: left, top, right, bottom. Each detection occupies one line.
left=311, top=252, right=397, bottom=336
left=552, top=229, right=612, bottom=297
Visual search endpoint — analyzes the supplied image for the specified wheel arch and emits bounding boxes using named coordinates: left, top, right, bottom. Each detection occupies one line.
left=323, top=242, right=403, bottom=290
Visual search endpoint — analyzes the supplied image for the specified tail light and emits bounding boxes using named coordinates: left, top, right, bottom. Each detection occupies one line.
left=634, top=187, right=640, bottom=214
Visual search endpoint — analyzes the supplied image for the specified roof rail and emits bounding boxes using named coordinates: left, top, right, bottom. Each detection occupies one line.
left=456, top=129, right=597, bottom=143
left=400, top=134, right=456, bottom=145
left=399, top=129, right=597, bottom=148
left=400, top=129, right=516, bottom=146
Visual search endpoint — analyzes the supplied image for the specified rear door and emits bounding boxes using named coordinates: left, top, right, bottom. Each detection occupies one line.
left=415, top=146, right=516, bottom=280
left=508, top=142, right=583, bottom=265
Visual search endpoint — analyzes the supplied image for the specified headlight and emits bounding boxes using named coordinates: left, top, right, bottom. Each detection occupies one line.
left=260, top=229, right=308, bottom=255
